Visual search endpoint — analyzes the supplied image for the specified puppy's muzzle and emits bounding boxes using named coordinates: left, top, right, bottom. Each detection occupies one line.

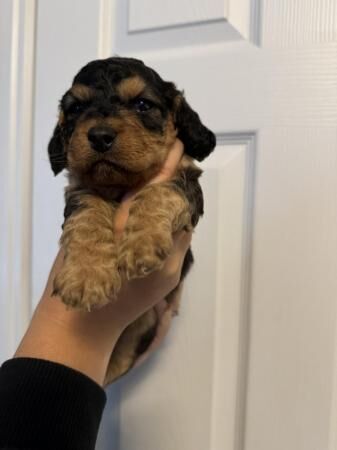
left=88, top=126, right=116, bottom=153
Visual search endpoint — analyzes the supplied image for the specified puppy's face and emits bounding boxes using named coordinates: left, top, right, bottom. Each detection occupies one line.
left=48, top=57, right=215, bottom=188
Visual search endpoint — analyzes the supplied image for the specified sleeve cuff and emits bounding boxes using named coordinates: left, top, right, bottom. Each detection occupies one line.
left=0, top=357, right=106, bottom=450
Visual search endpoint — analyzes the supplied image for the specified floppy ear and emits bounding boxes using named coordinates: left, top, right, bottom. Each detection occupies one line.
left=174, top=95, right=216, bottom=161
left=48, top=124, right=67, bottom=175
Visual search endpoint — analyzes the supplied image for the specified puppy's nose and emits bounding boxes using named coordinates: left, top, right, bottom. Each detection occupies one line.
left=88, top=126, right=116, bottom=153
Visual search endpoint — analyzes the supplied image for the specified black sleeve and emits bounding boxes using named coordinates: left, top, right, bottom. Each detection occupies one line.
left=0, top=358, right=106, bottom=450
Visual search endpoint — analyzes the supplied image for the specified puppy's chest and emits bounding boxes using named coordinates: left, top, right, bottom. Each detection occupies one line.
left=63, top=158, right=202, bottom=225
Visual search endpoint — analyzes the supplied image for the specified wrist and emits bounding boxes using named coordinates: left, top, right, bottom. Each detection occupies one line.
left=15, top=294, right=123, bottom=386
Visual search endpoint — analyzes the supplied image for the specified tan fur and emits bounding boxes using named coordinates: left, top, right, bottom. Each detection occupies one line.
left=118, top=182, right=191, bottom=280
left=105, top=281, right=185, bottom=384
left=54, top=73, right=202, bottom=382
left=179, top=154, right=200, bottom=171
left=56, top=171, right=192, bottom=311
left=104, top=308, right=157, bottom=385
left=71, top=83, right=94, bottom=101
left=116, top=76, right=146, bottom=100
left=68, top=114, right=177, bottom=189
left=54, top=195, right=120, bottom=310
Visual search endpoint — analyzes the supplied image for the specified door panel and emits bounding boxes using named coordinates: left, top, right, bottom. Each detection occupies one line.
left=0, top=1, right=336, bottom=450
left=109, top=138, right=255, bottom=450
left=32, top=0, right=101, bottom=304
left=96, top=1, right=337, bottom=449
left=129, top=0, right=226, bottom=32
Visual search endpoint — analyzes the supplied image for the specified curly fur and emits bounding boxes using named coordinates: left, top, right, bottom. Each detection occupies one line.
left=48, top=57, right=216, bottom=383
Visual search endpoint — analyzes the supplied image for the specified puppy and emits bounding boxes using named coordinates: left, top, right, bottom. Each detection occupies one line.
left=48, top=57, right=216, bottom=384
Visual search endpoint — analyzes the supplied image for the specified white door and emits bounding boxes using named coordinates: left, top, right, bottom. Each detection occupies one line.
left=1, top=1, right=337, bottom=450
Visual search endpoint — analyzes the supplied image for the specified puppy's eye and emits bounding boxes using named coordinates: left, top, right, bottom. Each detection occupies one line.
left=67, top=102, right=83, bottom=115
left=133, top=98, right=154, bottom=113
left=61, top=93, right=86, bottom=116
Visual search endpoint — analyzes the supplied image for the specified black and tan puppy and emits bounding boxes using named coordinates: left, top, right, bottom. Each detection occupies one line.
left=48, top=57, right=215, bottom=384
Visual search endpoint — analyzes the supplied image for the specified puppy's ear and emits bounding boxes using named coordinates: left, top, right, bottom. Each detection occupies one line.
left=174, top=94, right=216, bottom=161
left=48, top=124, right=66, bottom=175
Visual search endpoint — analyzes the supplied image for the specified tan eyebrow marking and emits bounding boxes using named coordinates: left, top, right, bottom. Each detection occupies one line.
left=71, top=84, right=94, bottom=101
left=117, top=76, right=146, bottom=101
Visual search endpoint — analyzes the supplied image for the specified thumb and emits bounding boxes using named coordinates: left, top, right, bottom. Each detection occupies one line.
left=114, top=139, right=184, bottom=238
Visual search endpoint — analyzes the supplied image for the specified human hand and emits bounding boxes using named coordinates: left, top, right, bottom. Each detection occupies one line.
left=15, top=139, right=191, bottom=385
left=111, top=138, right=188, bottom=367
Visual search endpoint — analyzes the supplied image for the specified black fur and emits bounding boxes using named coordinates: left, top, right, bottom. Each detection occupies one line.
left=47, top=57, right=216, bottom=370
left=181, top=247, right=194, bottom=280
left=172, top=166, right=204, bottom=227
left=48, top=124, right=66, bottom=175
left=63, top=189, right=85, bottom=222
left=135, top=324, right=158, bottom=355
left=175, top=96, right=216, bottom=161
left=48, top=57, right=216, bottom=174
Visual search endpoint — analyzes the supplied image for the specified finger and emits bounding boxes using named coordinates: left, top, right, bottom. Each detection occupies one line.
left=120, top=139, right=183, bottom=206
left=149, top=139, right=184, bottom=184
left=114, top=139, right=184, bottom=237
left=167, top=282, right=184, bottom=316
left=154, top=299, right=169, bottom=317
left=133, top=304, right=173, bottom=368
left=164, top=231, right=192, bottom=286
left=114, top=200, right=132, bottom=238
left=172, top=230, right=193, bottom=256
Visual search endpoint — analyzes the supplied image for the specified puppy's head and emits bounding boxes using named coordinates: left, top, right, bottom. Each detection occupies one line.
left=48, top=57, right=215, bottom=187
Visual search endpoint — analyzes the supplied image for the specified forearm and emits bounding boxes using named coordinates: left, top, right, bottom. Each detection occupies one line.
left=14, top=299, right=119, bottom=386
left=15, top=251, right=123, bottom=386
left=1, top=252, right=123, bottom=449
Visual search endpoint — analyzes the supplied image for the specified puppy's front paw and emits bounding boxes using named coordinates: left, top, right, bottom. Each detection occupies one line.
left=118, top=231, right=173, bottom=280
left=53, top=258, right=121, bottom=310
